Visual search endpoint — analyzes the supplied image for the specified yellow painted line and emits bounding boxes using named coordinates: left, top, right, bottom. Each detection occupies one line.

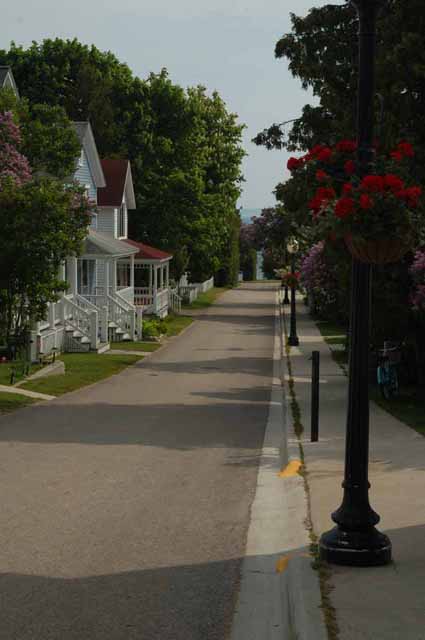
left=276, top=556, right=290, bottom=573
left=278, top=460, right=302, bottom=478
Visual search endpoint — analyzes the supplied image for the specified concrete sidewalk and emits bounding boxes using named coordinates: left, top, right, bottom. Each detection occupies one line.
left=285, top=299, right=425, bottom=640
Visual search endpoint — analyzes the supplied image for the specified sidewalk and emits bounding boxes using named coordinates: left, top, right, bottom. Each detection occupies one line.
left=285, top=299, right=425, bottom=639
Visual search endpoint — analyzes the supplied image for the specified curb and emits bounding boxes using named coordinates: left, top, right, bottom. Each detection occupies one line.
left=279, top=296, right=328, bottom=640
left=231, top=289, right=327, bottom=640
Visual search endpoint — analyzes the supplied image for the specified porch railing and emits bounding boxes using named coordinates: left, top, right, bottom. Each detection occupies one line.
left=168, top=288, right=182, bottom=314
left=134, top=287, right=153, bottom=309
left=38, top=327, right=65, bottom=355
left=107, top=293, right=136, bottom=339
left=63, top=296, right=98, bottom=349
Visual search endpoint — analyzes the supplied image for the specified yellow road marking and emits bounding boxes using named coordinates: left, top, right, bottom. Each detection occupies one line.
left=278, top=460, right=302, bottom=478
left=276, top=556, right=290, bottom=573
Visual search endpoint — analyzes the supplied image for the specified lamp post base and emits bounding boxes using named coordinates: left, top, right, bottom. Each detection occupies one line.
left=320, top=525, right=392, bottom=567
left=288, top=335, right=299, bottom=347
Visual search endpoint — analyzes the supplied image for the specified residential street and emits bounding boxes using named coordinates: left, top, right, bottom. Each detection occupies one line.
left=0, top=283, right=276, bottom=640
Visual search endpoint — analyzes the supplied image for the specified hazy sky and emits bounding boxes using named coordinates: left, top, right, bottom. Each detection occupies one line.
left=0, top=0, right=342, bottom=209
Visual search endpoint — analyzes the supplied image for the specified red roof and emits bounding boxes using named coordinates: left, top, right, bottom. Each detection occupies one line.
left=125, top=239, right=173, bottom=261
left=98, top=159, right=129, bottom=207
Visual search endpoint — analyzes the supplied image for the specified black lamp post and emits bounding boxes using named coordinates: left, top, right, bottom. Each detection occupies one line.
left=319, top=0, right=392, bottom=566
left=287, top=238, right=299, bottom=347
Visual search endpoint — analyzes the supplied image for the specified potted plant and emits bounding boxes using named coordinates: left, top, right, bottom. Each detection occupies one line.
left=287, top=140, right=423, bottom=264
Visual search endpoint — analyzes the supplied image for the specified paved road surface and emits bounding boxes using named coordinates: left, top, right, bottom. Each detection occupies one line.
left=0, top=283, right=276, bottom=639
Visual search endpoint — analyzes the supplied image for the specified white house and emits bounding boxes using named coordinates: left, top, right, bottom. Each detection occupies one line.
left=33, top=125, right=181, bottom=358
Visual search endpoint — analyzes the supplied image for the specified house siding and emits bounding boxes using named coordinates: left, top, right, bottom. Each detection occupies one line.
left=97, top=207, right=117, bottom=237
left=74, top=149, right=97, bottom=203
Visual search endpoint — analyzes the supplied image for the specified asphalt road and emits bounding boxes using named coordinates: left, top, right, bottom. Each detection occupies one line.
left=0, top=283, right=276, bottom=640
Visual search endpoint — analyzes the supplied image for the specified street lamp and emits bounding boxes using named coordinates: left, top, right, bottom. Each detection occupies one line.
left=287, top=237, right=299, bottom=347
left=283, top=248, right=291, bottom=304
left=319, top=0, right=392, bottom=567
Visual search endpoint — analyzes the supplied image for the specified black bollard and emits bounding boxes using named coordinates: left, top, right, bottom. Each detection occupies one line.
left=311, top=350, right=320, bottom=442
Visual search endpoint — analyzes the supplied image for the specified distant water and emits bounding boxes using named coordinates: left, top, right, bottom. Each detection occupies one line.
left=240, top=208, right=264, bottom=279
left=240, top=207, right=261, bottom=224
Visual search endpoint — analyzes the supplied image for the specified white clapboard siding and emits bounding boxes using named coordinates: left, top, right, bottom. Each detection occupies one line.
left=74, top=148, right=97, bottom=202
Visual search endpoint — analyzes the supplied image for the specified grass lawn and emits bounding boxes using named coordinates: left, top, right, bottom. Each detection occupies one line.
left=0, top=392, right=37, bottom=414
left=371, top=386, right=425, bottom=437
left=316, top=318, right=425, bottom=437
left=111, top=341, right=162, bottom=352
left=20, top=352, right=141, bottom=397
left=0, top=362, right=42, bottom=386
left=161, top=313, right=193, bottom=337
left=182, top=287, right=229, bottom=310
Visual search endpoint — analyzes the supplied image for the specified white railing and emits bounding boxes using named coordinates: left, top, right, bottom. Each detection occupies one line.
left=192, top=276, right=214, bottom=294
left=168, top=289, right=182, bottom=314
left=39, top=327, right=65, bottom=355
left=134, top=287, right=154, bottom=308
left=63, top=296, right=98, bottom=349
left=116, top=286, right=134, bottom=305
left=155, top=289, right=169, bottom=316
left=179, top=285, right=199, bottom=304
left=107, top=293, right=135, bottom=339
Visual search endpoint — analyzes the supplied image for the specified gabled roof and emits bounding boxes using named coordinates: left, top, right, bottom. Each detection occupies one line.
left=0, top=66, right=19, bottom=97
left=125, top=239, right=173, bottom=262
left=83, top=230, right=138, bottom=258
left=98, top=159, right=136, bottom=209
left=73, top=122, right=106, bottom=189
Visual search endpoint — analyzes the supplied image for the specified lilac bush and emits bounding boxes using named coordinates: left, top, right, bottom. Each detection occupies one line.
left=300, top=241, right=342, bottom=319
left=0, top=111, right=31, bottom=187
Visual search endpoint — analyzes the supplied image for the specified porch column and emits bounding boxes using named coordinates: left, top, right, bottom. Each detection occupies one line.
left=166, top=262, right=170, bottom=288
left=154, top=265, right=158, bottom=292
left=130, top=255, right=135, bottom=289
left=67, top=257, right=78, bottom=295
left=149, top=264, right=153, bottom=293
left=111, top=259, right=117, bottom=294
left=104, top=259, right=110, bottom=294
left=160, top=264, right=164, bottom=290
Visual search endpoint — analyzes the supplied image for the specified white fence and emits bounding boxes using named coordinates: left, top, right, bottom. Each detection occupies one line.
left=179, top=276, right=214, bottom=303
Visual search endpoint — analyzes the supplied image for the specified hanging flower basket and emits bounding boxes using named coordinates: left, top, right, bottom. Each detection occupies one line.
left=286, top=140, right=424, bottom=259
left=344, top=234, right=411, bottom=265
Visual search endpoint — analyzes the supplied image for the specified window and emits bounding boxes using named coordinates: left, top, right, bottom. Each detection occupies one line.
left=118, top=203, right=126, bottom=238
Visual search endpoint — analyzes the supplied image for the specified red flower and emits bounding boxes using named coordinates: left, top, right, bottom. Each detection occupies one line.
left=390, top=150, right=403, bottom=162
left=342, top=182, right=353, bottom=194
left=384, top=174, right=404, bottom=193
left=397, top=141, right=414, bottom=158
left=335, top=197, right=355, bottom=219
left=404, top=186, right=422, bottom=207
left=359, top=194, right=373, bottom=210
left=316, top=186, right=336, bottom=201
left=336, top=140, right=357, bottom=153
left=310, top=144, right=326, bottom=158
left=287, top=157, right=301, bottom=171
left=316, top=169, right=329, bottom=182
left=360, top=175, right=385, bottom=192
left=344, top=160, right=356, bottom=175
left=317, top=147, right=333, bottom=162
left=309, top=197, right=322, bottom=216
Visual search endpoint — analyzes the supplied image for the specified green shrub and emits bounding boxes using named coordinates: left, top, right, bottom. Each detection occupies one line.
left=142, top=318, right=161, bottom=338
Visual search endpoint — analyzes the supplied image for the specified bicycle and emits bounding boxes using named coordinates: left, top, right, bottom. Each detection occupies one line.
left=376, top=341, right=401, bottom=400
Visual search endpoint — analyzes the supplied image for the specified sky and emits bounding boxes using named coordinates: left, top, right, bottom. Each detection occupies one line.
left=0, top=0, right=338, bottom=210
